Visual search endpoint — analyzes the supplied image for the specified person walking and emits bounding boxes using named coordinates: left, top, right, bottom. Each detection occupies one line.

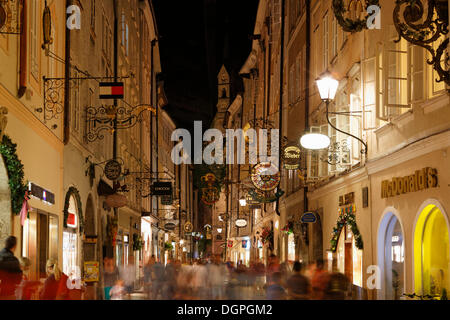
left=143, top=255, right=156, bottom=299
left=151, top=258, right=165, bottom=299
left=15, top=257, right=41, bottom=300
left=39, top=259, right=62, bottom=300
left=311, top=259, right=330, bottom=300
left=0, top=236, right=23, bottom=300
left=265, top=272, right=287, bottom=300
left=119, top=255, right=136, bottom=299
left=103, top=257, right=119, bottom=300
left=286, top=261, right=310, bottom=300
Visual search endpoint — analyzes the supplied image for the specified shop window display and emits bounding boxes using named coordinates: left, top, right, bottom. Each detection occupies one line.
left=414, top=204, right=450, bottom=297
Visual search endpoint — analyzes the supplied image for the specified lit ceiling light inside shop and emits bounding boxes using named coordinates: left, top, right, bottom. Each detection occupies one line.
left=239, top=198, right=247, bottom=207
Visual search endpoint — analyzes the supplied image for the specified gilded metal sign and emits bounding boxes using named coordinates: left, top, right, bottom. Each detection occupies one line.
left=381, top=168, right=438, bottom=199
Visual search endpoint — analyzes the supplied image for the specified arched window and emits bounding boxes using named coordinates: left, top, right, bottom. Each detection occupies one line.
left=414, top=202, right=450, bottom=297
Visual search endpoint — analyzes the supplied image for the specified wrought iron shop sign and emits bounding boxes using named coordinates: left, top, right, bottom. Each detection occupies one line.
left=381, top=167, right=438, bottom=199
left=161, top=195, right=173, bottom=205
left=151, top=182, right=172, bottom=196
left=0, top=0, right=22, bottom=34
left=393, top=0, right=450, bottom=85
left=282, top=145, right=301, bottom=170
left=104, top=160, right=122, bottom=181
left=301, top=212, right=317, bottom=224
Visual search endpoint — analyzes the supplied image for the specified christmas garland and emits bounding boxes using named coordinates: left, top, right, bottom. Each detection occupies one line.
left=281, top=221, right=294, bottom=235
left=332, top=0, right=380, bottom=33
left=330, top=210, right=363, bottom=252
left=0, top=135, right=27, bottom=215
left=164, top=242, right=173, bottom=251
left=261, top=227, right=274, bottom=244
left=132, top=233, right=143, bottom=251
left=63, top=187, right=84, bottom=232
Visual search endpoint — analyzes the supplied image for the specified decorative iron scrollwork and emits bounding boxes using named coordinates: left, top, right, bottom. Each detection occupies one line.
left=0, top=0, right=22, bottom=35
left=393, top=0, right=450, bottom=85
left=86, top=104, right=155, bottom=142
left=332, top=0, right=380, bottom=33
left=43, top=78, right=77, bottom=121
left=320, top=140, right=351, bottom=166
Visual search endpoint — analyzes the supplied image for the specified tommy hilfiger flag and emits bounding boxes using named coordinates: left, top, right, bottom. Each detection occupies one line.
left=99, top=82, right=124, bottom=99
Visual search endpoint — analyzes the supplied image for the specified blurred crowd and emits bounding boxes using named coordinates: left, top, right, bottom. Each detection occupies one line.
left=111, top=253, right=354, bottom=301
left=1, top=235, right=352, bottom=300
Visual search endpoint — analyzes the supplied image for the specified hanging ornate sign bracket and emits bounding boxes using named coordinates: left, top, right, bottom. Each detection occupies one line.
left=85, top=103, right=156, bottom=142
left=393, top=0, right=450, bottom=85
left=0, top=0, right=22, bottom=35
left=42, top=75, right=131, bottom=122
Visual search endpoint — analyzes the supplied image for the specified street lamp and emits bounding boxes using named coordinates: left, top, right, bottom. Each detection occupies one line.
left=239, top=198, right=247, bottom=207
left=316, top=72, right=339, bottom=101
left=300, top=72, right=338, bottom=151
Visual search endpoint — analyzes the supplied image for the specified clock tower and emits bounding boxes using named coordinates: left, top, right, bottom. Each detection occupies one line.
left=212, top=65, right=231, bottom=130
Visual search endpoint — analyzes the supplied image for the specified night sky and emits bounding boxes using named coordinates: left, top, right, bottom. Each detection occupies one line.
left=153, top=0, right=259, bottom=132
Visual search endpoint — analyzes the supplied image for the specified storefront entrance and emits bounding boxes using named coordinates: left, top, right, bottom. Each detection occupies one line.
left=63, top=194, right=81, bottom=279
left=336, top=225, right=363, bottom=287
left=377, top=210, right=405, bottom=300
left=414, top=201, right=450, bottom=297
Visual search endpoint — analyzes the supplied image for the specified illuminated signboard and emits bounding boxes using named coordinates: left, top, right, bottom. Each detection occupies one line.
left=28, top=182, right=55, bottom=205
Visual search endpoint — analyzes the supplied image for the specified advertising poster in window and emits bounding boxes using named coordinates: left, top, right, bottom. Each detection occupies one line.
left=84, top=261, right=100, bottom=282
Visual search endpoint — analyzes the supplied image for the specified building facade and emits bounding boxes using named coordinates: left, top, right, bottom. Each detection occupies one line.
left=220, top=0, right=450, bottom=300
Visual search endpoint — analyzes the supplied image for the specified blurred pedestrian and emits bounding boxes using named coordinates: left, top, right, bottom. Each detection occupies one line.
left=103, top=257, right=119, bottom=300
left=0, top=236, right=22, bottom=300
left=40, top=259, right=62, bottom=300
left=311, top=259, right=330, bottom=299
left=163, top=258, right=177, bottom=299
left=266, top=272, right=287, bottom=300
left=119, top=255, right=136, bottom=299
left=151, top=258, right=165, bottom=299
left=110, top=280, right=126, bottom=300
left=207, top=255, right=226, bottom=299
left=144, top=255, right=155, bottom=299
left=15, top=257, right=41, bottom=300
left=192, top=260, right=207, bottom=299
left=286, top=261, right=310, bottom=300
left=323, top=273, right=350, bottom=300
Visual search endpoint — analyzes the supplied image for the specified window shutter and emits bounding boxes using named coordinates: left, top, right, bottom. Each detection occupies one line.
left=384, top=26, right=411, bottom=118
left=362, top=57, right=377, bottom=130
left=410, top=45, right=424, bottom=102
left=350, top=93, right=361, bottom=162
left=319, top=124, right=329, bottom=177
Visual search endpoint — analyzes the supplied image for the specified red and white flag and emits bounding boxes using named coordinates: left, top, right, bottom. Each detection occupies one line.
left=99, top=82, right=124, bottom=99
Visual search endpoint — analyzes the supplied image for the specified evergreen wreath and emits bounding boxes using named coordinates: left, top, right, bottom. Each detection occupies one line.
left=332, top=0, right=380, bottom=33
left=63, top=187, right=84, bottom=232
left=132, top=233, right=143, bottom=251
left=0, top=135, right=27, bottom=215
left=330, top=210, right=363, bottom=252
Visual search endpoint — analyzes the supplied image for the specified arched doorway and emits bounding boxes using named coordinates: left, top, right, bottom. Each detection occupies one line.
left=63, top=188, right=83, bottom=279
left=414, top=200, right=450, bottom=297
left=0, top=155, right=11, bottom=244
left=377, top=209, right=405, bottom=300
